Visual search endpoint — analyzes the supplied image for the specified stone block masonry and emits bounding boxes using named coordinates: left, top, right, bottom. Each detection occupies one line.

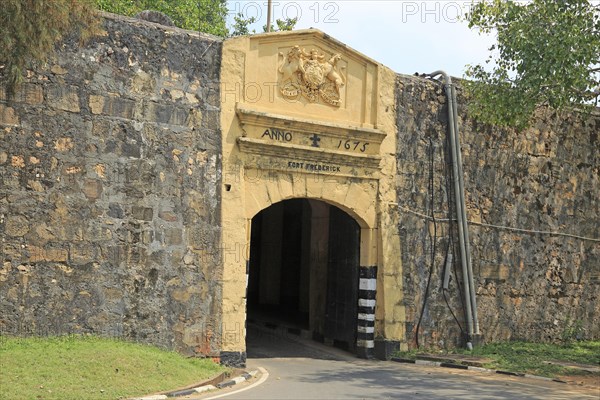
left=1, top=13, right=598, bottom=362
left=395, top=75, right=599, bottom=349
left=0, top=14, right=224, bottom=357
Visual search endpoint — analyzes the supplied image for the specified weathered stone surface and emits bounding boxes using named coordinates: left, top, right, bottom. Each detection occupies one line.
left=132, top=206, right=153, bottom=221
left=158, top=211, right=178, bottom=222
left=395, top=75, right=599, bottom=349
left=0, top=104, right=19, bottom=125
left=0, top=83, right=44, bottom=105
left=0, top=14, right=223, bottom=357
left=89, top=95, right=105, bottom=115
left=5, top=215, right=30, bottom=236
left=27, top=245, right=69, bottom=263
left=47, top=84, right=81, bottom=113
left=1, top=12, right=596, bottom=360
left=82, top=180, right=103, bottom=200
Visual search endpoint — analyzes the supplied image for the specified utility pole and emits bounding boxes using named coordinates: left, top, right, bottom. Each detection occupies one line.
left=266, top=0, right=272, bottom=32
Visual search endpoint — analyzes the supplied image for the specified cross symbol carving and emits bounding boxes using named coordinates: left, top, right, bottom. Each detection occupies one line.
left=310, top=134, right=321, bottom=148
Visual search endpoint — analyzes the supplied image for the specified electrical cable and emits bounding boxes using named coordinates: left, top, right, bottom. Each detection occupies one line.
left=466, top=221, right=600, bottom=242
left=442, top=240, right=464, bottom=335
left=394, top=205, right=599, bottom=243
left=415, top=136, right=437, bottom=349
left=442, top=129, right=465, bottom=336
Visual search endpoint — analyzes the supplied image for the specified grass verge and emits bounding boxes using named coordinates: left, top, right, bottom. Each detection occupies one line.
left=0, top=335, right=228, bottom=400
left=395, top=341, right=599, bottom=378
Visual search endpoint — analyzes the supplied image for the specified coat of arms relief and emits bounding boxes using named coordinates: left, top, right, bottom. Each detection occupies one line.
left=278, top=46, right=346, bottom=107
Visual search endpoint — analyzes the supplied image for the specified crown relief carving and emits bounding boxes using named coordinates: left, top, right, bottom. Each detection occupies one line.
left=278, top=46, right=346, bottom=107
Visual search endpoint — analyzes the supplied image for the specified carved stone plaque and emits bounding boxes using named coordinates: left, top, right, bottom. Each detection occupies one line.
left=278, top=46, right=345, bottom=107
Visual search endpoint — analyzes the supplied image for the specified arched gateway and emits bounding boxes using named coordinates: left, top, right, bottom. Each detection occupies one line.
left=218, top=30, right=405, bottom=366
left=247, top=199, right=363, bottom=353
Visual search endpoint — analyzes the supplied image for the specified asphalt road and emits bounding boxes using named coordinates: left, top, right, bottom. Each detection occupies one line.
left=188, top=325, right=599, bottom=400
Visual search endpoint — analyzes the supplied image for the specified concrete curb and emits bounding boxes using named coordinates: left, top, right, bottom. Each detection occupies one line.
left=390, top=358, right=568, bottom=384
left=132, top=370, right=259, bottom=400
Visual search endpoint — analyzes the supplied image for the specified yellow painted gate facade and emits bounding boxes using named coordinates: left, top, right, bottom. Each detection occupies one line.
left=219, top=30, right=407, bottom=363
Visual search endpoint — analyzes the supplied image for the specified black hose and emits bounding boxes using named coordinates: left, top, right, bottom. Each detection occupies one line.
left=415, top=136, right=437, bottom=348
left=442, top=240, right=464, bottom=335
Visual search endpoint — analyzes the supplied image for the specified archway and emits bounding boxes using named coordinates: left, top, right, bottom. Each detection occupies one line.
left=246, top=198, right=361, bottom=353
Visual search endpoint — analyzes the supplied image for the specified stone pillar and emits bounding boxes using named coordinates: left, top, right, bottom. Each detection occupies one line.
left=374, top=204, right=406, bottom=359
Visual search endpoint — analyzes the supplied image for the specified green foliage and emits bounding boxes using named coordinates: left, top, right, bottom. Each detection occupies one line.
left=463, top=341, right=600, bottom=377
left=392, top=341, right=600, bottom=378
left=263, top=17, right=298, bottom=33
left=231, top=14, right=297, bottom=37
left=465, top=0, right=600, bottom=129
left=561, top=319, right=585, bottom=344
left=96, top=0, right=228, bottom=36
left=0, top=0, right=101, bottom=95
left=230, top=13, right=257, bottom=36
left=0, top=335, right=226, bottom=399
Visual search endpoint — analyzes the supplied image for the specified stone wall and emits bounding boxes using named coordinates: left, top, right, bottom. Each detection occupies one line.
left=395, top=74, right=600, bottom=349
left=0, top=15, right=223, bottom=357
left=2, top=14, right=598, bottom=358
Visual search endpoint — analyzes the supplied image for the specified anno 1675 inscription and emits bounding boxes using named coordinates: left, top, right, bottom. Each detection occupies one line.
left=260, top=127, right=371, bottom=153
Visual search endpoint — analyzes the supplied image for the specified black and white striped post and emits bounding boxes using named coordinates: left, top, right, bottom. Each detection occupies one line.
left=356, top=266, right=377, bottom=358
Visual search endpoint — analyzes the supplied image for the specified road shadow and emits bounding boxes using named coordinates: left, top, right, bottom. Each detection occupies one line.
left=293, top=363, right=600, bottom=400
left=246, top=323, right=351, bottom=361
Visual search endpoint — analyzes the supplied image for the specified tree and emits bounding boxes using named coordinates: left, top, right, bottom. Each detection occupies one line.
left=465, top=0, right=600, bottom=129
left=1, top=0, right=230, bottom=95
left=96, top=0, right=228, bottom=37
left=263, top=17, right=298, bottom=33
left=230, top=15, right=297, bottom=37
left=230, top=13, right=257, bottom=36
left=0, top=0, right=101, bottom=95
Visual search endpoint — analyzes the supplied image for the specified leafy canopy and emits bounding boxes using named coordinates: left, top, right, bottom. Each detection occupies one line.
left=96, top=0, right=228, bottom=37
left=230, top=14, right=297, bottom=37
left=263, top=17, right=298, bottom=34
left=465, top=0, right=600, bottom=129
left=0, top=0, right=101, bottom=93
left=1, top=0, right=293, bottom=95
left=96, top=1, right=296, bottom=37
left=230, top=13, right=258, bottom=37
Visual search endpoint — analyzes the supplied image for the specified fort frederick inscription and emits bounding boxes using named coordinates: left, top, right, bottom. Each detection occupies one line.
left=287, top=161, right=341, bottom=173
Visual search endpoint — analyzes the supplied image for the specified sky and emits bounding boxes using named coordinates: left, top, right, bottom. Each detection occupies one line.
left=225, top=0, right=496, bottom=78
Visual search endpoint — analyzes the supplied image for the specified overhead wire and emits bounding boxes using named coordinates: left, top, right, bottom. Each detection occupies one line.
left=394, top=204, right=599, bottom=243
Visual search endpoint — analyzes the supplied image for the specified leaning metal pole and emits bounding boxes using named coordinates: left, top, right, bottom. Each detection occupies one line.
left=421, top=71, right=477, bottom=344
left=450, top=85, right=480, bottom=335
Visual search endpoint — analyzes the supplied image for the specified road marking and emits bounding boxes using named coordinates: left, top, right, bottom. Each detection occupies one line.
left=204, top=367, right=269, bottom=399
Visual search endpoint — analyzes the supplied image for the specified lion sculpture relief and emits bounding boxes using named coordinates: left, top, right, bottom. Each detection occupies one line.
left=278, top=46, right=345, bottom=107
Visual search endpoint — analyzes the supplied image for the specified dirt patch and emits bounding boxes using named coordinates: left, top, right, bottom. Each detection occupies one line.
left=556, top=373, right=600, bottom=389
